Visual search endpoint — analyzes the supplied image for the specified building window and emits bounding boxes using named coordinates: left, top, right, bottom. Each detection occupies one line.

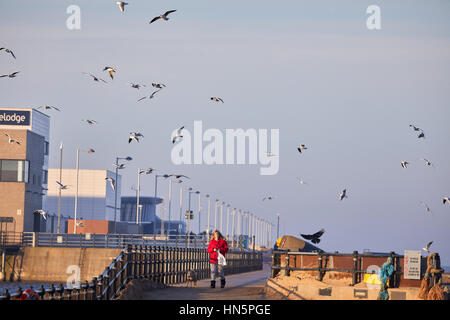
left=42, top=170, right=48, bottom=184
left=44, top=141, right=49, bottom=156
left=0, top=160, right=29, bottom=182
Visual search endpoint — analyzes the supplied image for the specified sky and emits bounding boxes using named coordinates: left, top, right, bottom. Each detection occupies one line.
left=1, top=0, right=450, bottom=265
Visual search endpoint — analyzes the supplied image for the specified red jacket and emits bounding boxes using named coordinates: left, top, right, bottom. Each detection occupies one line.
left=207, top=238, right=228, bottom=263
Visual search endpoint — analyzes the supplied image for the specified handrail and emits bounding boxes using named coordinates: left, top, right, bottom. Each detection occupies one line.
left=0, top=244, right=263, bottom=300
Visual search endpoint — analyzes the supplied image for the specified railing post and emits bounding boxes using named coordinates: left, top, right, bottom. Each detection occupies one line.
left=317, top=252, right=323, bottom=281
left=352, top=250, right=359, bottom=286
left=91, top=277, right=97, bottom=300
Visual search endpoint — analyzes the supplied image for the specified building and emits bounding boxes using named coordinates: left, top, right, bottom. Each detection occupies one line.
left=0, top=108, right=49, bottom=233
left=120, top=196, right=185, bottom=235
left=45, top=169, right=121, bottom=233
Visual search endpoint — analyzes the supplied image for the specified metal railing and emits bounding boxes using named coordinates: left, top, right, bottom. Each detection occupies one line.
left=0, top=232, right=254, bottom=250
left=271, top=250, right=407, bottom=287
left=0, top=244, right=263, bottom=300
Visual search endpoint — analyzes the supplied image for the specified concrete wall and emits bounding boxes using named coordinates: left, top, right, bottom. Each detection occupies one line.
left=18, top=247, right=122, bottom=283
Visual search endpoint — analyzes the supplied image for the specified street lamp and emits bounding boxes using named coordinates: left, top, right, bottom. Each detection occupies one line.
left=187, top=189, right=199, bottom=236
left=276, top=212, right=280, bottom=240
left=137, top=167, right=153, bottom=226
left=113, top=156, right=132, bottom=234
left=204, top=194, right=211, bottom=238
left=214, top=199, right=219, bottom=230
left=168, top=178, right=182, bottom=236
left=74, top=148, right=95, bottom=234
left=154, top=173, right=169, bottom=235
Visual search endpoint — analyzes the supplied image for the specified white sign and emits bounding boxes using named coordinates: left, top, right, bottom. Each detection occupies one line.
left=404, top=250, right=421, bottom=280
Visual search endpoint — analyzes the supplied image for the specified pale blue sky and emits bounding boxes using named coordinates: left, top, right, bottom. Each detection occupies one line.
left=1, top=0, right=450, bottom=264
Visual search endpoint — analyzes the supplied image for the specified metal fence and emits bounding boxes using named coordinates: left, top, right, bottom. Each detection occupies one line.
left=0, top=244, right=263, bottom=300
left=0, top=232, right=253, bottom=250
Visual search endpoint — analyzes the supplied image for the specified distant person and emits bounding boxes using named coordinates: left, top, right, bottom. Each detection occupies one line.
left=207, top=230, right=228, bottom=288
left=274, top=237, right=282, bottom=250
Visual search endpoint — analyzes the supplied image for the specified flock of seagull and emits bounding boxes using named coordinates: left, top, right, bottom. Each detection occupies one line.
left=263, top=122, right=447, bottom=251
left=2, top=3, right=448, bottom=253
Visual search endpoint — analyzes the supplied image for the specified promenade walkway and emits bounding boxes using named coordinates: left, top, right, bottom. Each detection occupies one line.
left=141, top=263, right=273, bottom=300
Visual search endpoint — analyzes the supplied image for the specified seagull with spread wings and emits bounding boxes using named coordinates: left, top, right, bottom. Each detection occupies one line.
left=300, top=229, right=325, bottom=244
left=129, top=83, right=146, bottom=90
left=339, top=189, right=347, bottom=201
left=423, top=241, right=433, bottom=253
left=169, top=174, right=190, bottom=179
left=401, top=161, right=409, bottom=169
left=82, top=72, right=108, bottom=83
left=152, top=83, right=166, bottom=89
left=210, top=97, right=224, bottom=103
left=0, top=71, right=19, bottom=78
left=116, top=1, right=128, bottom=12
left=128, top=133, right=141, bottom=143
left=4, top=133, right=20, bottom=145
left=37, top=105, right=61, bottom=112
left=138, top=90, right=160, bottom=102
left=0, top=47, right=16, bottom=59
left=103, top=66, right=116, bottom=80
left=150, top=10, right=177, bottom=24
left=33, top=210, right=47, bottom=220
left=105, top=177, right=115, bottom=190
left=297, top=144, right=308, bottom=154
left=82, top=119, right=98, bottom=125
left=172, top=126, right=184, bottom=144
left=56, top=181, right=69, bottom=190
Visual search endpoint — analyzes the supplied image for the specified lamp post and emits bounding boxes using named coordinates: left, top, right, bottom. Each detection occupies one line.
left=74, top=148, right=95, bottom=234
left=214, top=199, right=219, bottom=230
left=57, top=142, right=63, bottom=233
left=114, top=156, right=132, bottom=234
left=197, top=192, right=201, bottom=234
left=154, top=174, right=169, bottom=236
left=168, top=179, right=182, bottom=236
left=220, top=202, right=225, bottom=231
left=226, top=204, right=230, bottom=239
left=276, top=213, right=280, bottom=240
left=231, top=208, right=236, bottom=248
left=205, top=194, right=210, bottom=238
left=136, top=168, right=153, bottom=226
left=187, top=189, right=199, bottom=236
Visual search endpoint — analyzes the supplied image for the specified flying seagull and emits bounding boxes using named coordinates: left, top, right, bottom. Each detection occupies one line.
left=128, top=133, right=140, bottom=143
left=116, top=1, right=128, bottom=12
left=33, top=210, right=47, bottom=220
left=210, top=97, right=224, bottom=103
left=105, top=177, right=115, bottom=190
left=56, top=181, right=68, bottom=190
left=140, top=168, right=154, bottom=174
left=75, top=221, right=84, bottom=227
left=0, top=48, right=16, bottom=59
left=150, top=10, right=177, bottom=24
left=297, top=178, right=309, bottom=185
left=82, top=119, right=98, bottom=125
left=0, top=71, right=20, bottom=78
left=130, top=132, right=144, bottom=138
left=4, top=133, right=20, bottom=145
left=444, top=197, right=450, bottom=205
left=262, top=196, right=276, bottom=201
left=82, top=72, right=108, bottom=83
left=420, top=201, right=432, bottom=214
left=401, top=161, right=409, bottom=169
left=103, top=67, right=116, bottom=80
left=129, top=83, right=146, bottom=90
left=113, top=163, right=126, bottom=170
left=169, top=174, right=190, bottom=179
left=419, top=158, right=434, bottom=167
left=172, top=126, right=184, bottom=144
left=297, top=144, right=308, bottom=153
left=300, top=229, right=325, bottom=244
left=422, top=241, right=433, bottom=253
left=409, top=124, right=422, bottom=132
left=339, top=189, right=347, bottom=201
left=37, top=105, right=61, bottom=111
left=137, top=90, right=160, bottom=102
left=152, top=83, right=166, bottom=89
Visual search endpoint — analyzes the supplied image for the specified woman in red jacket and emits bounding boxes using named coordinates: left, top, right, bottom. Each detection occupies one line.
left=207, top=230, right=228, bottom=288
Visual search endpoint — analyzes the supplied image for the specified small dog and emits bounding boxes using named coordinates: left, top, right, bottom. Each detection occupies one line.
left=186, top=270, right=198, bottom=287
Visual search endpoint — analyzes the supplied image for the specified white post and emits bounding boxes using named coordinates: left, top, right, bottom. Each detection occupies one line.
left=214, top=200, right=218, bottom=230
left=74, top=149, right=80, bottom=234
left=226, top=206, right=230, bottom=239
left=206, top=196, right=211, bottom=237
left=136, top=168, right=140, bottom=225
left=168, top=179, right=172, bottom=233
left=220, top=202, right=224, bottom=231
left=231, top=209, right=235, bottom=248
left=179, top=186, right=183, bottom=227
left=197, top=193, right=201, bottom=234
